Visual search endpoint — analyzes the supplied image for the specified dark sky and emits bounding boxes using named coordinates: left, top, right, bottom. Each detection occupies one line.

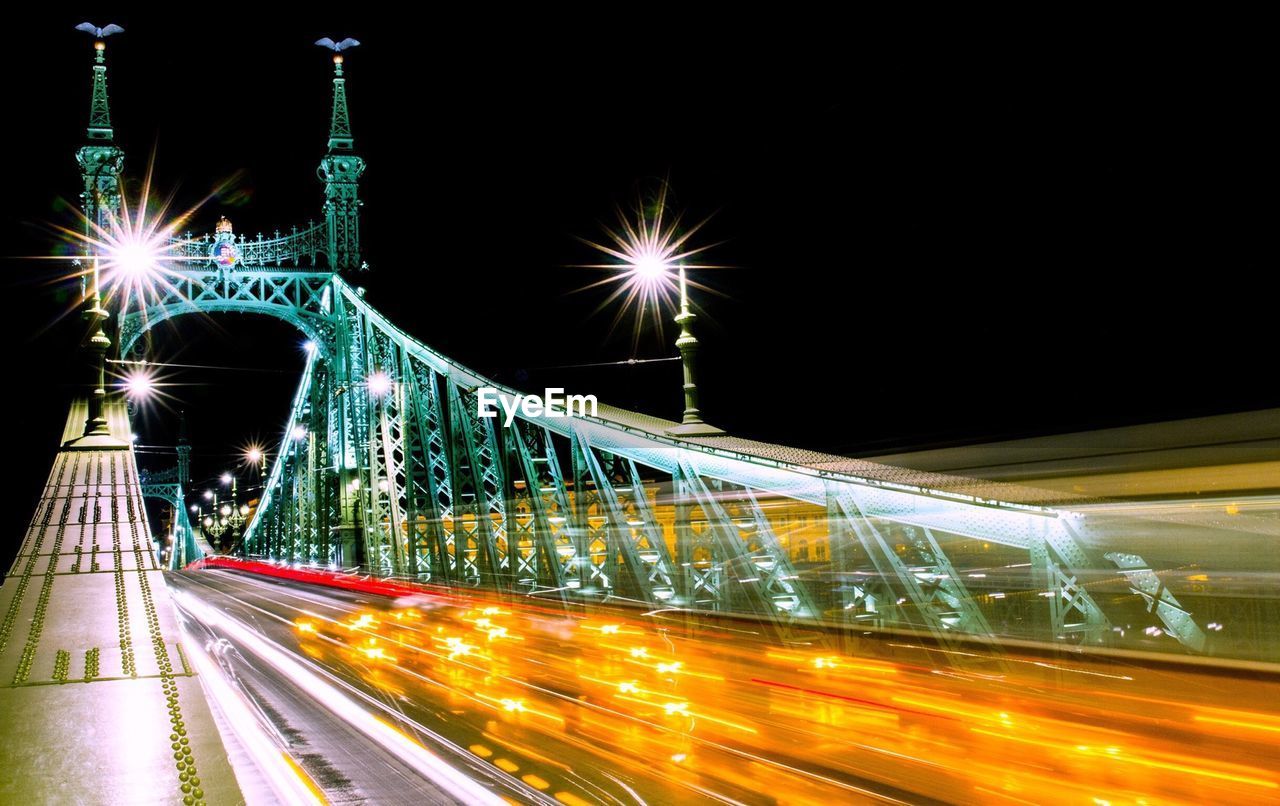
left=1, top=12, right=1273, bottom=556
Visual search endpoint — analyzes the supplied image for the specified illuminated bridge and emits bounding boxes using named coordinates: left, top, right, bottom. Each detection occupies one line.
left=3, top=29, right=1278, bottom=805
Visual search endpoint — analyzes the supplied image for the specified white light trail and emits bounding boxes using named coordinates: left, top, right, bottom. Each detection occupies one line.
left=179, top=619, right=324, bottom=805
left=172, top=590, right=505, bottom=806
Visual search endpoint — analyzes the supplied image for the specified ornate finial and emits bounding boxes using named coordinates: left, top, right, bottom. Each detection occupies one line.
left=215, top=216, right=234, bottom=234
left=316, top=37, right=360, bottom=152
left=75, top=23, right=123, bottom=142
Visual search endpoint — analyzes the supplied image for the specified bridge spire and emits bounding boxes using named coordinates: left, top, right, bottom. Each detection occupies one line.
left=74, top=23, right=126, bottom=236
left=328, top=53, right=353, bottom=151
left=86, top=38, right=114, bottom=140
left=316, top=37, right=366, bottom=271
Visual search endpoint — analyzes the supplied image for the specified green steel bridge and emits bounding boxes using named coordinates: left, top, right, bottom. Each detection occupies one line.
left=68, top=31, right=1280, bottom=665
left=6, top=26, right=1280, bottom=804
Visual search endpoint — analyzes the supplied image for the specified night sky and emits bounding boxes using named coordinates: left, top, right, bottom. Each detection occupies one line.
left=1, top=13, right=1272, bottom=561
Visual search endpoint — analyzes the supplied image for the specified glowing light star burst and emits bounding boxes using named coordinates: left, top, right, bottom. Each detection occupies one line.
left=44, top=157, right=230, bottom=329
left=121, top=367, right=155, bottom=399
left=366, top=371, right=393, bottom=397
left=576, top=185, right=723, bottom=353
left=108, top=358, right=180, bottom=415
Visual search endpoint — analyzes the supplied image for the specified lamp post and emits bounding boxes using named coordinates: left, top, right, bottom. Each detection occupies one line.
left=665, top=264, right=724, bottom=437
left=246, top=447, right=266, bottom=480
left=202, top=492, right=230, bottom=542
left=66, top=257, right=127, bottom=448
left=198, top=472, right=251, bottom=548
left=226, top=477, right=247, bottom=534
left=84, top=258, right=111, bottom=435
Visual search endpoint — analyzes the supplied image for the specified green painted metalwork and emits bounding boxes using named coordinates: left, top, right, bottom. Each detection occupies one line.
left=76, top=40, right=124, bottom=245
left=83, top=36, right=1267, bottom=661
left=328, top=55, right=354, bottom=151
left=138, top=478, right=203, bottom=569
left=320, top=54, right=365, bottom=270
left=86, top=42, right=114, bottom=141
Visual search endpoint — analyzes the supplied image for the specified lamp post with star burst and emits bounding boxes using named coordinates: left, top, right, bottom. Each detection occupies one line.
left=580, top=186, right=725, bottom=436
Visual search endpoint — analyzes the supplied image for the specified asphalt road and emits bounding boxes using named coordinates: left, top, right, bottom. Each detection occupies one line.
left=170, top=571, right=555, bottom=805
left=169, top=570, right=880, bottom=805
left=168, top=568, right=1280, bottom=805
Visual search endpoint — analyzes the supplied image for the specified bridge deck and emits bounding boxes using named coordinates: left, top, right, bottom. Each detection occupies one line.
left=0, top=400, right=242, bottom=804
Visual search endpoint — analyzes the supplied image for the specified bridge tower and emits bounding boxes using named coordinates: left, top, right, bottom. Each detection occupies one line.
left=319, top=51, right=365, bottom=270
left=68, top=29, right=126, bottom=446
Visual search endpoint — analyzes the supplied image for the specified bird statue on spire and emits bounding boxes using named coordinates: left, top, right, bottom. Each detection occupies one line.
left=75, top=22, right=125, bottom=38
left=315, top=37, right=360, bottom=52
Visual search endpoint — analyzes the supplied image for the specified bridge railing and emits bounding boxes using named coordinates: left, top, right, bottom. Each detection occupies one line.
left=166, top=222, right=327, bottom=268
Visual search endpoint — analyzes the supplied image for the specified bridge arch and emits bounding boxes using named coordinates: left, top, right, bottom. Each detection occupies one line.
left=117, top=270, right=337, bottom=359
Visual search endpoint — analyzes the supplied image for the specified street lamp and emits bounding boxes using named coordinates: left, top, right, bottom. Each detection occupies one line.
left=245, top=445, right=266, bottom=479
left=202, top=490, right=229, bottom=541
left=225, top=476, right=247, bottom=533
left=65, top=256, right=127, bottom=448
left=580, top=189, right=724, bottom=437
left=665, top=264, right=724, bottom=436
left=122, top=368, right=155, bottom=400
left=610, top=252, right=723, bottom=436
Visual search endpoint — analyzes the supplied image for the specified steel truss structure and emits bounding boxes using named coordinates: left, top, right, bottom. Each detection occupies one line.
left=122, top=265, right=1220, bottom=654
left=84, top=33, right=1265, bottom=660
left=138, top=472, right=202, bottom=570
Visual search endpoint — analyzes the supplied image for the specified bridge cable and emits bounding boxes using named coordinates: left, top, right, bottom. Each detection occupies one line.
left=107, top=358, right=295, bottom=374
left=526, top=356, right=680, bottom=371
